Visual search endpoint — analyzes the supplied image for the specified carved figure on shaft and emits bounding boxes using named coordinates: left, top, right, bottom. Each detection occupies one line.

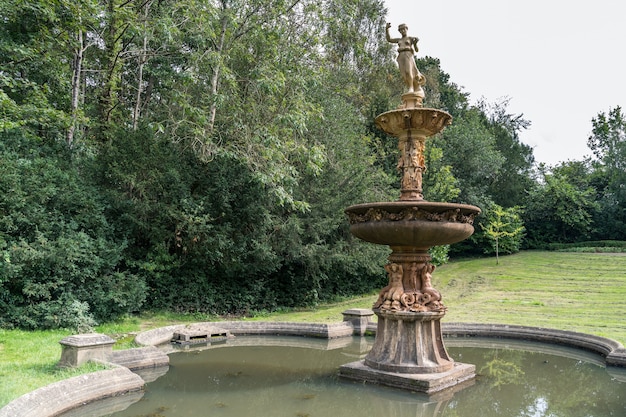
left=419, top=264, right=443, bottom=309
left=385, top=23, right=426, bottom=94
left=374, top=263, right=404, bottom=310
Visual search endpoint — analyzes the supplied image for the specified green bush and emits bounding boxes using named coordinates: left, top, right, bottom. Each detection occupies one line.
left=1, top=125, right=391, bottom=324
left=96, top=128, right=282, bottom=314
left=95, top=127, right=389, bottom=315
left=0, top=131, right=146, bottom=330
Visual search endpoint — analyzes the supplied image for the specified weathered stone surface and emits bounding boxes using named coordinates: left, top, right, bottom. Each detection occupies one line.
left=135, top=321, right=355, bottom=347
left=442, top=323, right=626, bottom=365
left=58, top=333, right=116, bottom=368
left=59, top=334, right=116, bottom=348
left=365, top=310, right=452, bottom=374
left=339, top=360, right=475, bottom=394
left=172, top=325, right=233, bottom=345
left=134, top=324, right=185, bottom=346
left=385, top=23, right=426, bottom=101
left=109, top=346, right=169, bottom=370
left=345, top=201, right=479, bottom=247
left=342, top=308, right=374, bottom=316
left=607, top=348, right=626, bottom=367
left=342, top=308, right=374, bottom=336
left=218, top=321, right=354, bottom=339
left=0, top=368, right=143, bottom=417
left=375, top=108, right=451, bottom=140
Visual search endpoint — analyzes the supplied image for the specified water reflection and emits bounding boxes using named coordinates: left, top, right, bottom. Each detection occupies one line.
left=447, top=345, right=623, bottom=417
left=93, top=336, right=624, bottom=417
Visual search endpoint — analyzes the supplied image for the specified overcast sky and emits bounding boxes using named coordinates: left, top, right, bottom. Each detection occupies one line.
left=384, top=0, right=626, bottom=166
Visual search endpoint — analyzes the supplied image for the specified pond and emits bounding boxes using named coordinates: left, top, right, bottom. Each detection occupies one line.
left=100, top=335, right=625, bottom=417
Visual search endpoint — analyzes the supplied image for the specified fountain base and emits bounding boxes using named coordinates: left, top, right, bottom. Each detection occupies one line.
left=339, top=308, right=476, bottom=393
left=366, top=310, right=453, bottom=373
left=339, top=360, right=475, bottom=394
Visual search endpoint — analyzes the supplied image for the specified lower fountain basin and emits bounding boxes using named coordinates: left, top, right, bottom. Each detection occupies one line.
left=345, top=201, right=480, bottom=248
left=100, top=335, right=625, bottom=417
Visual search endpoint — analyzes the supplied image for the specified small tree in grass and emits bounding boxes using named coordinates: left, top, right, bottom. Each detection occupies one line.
left=482, top=204, right=525, bottom=264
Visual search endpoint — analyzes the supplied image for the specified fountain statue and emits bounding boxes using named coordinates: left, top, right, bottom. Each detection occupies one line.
left=385, top=23, right=426, bottom=102
left=339, top=23, right=482, bottom=393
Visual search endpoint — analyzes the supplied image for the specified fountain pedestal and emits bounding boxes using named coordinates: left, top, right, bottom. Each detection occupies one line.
left=365, top=310, right=452, bottom=373
left=339, top=242, right=477, bottom=393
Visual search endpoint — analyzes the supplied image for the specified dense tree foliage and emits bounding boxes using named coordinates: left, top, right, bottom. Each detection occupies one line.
left=523, top=163, right=600, bottom=246
left=1, top=0, right=622, bottom=329
left=1, top=0, right=394, bottom=328
left=0, top=132, right=145, bottom=330
left=588, top=107, right=626, bottom=239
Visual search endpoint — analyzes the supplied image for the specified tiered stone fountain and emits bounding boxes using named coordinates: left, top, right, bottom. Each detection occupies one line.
left=339, top=23, right=481, bottom=394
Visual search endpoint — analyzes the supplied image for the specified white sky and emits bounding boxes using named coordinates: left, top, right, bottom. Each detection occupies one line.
left=384, top=0, right=626, bottom=166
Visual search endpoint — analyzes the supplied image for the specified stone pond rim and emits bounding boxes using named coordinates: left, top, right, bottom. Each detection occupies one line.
left=345, top=200, right=481, bottom=248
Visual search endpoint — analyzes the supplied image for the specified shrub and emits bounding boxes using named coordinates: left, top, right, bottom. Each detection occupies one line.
left=0, top=131, right=146, bottom=330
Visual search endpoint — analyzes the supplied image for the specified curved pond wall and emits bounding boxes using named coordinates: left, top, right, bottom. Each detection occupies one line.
left=1, top=319, right=625, bottom=417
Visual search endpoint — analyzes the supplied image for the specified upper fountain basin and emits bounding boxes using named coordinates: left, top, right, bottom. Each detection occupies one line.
left=375, top=107, right=452, bottom=138
left=345, top=201, right=481, bottom=248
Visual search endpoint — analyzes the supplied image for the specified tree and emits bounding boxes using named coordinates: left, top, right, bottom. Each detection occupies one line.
left=91, top=0, right=396, bottom=314
left=480, top=98, right=535, bottom=208
left=589, top=106, right=626, bottom=179
left=0, top=0, right=77, bottom=141
left=0, top=131, right=145, bottom=330
left=523, top=165, right=599, bottom=247
left=588, top=106, right=626, bottom=239
left=432, top=107, right=505, bottom=207
left=418, top=56, right=470, bottom=119
left=481, top=204, right=525, bottom=264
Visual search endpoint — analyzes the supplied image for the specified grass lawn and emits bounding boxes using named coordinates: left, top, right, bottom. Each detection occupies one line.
left=248, top=251, right=626, bottom=345
left=438, top=251, right=626, bottom=343
left=1, top=251, right=625, bottom=408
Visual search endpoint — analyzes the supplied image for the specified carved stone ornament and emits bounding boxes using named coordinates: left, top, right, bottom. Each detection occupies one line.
left=375, top=108, right=452, bottom=138
left=373, top=262, right=445, bottom=313
left=347, top=206, right=477, bottom=225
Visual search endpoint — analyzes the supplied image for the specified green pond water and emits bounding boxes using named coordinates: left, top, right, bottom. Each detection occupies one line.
left=102, top=336, right=625, bottom=417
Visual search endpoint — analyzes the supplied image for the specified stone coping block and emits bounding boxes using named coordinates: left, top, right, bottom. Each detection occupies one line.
left=109, top=346, right=169, bottom=370
left=442, top=323, right=626, bottom=366
left=0, top=367, right=144, bottom=417
left=59, top=333, right=116, bottom=348
left=342, top=308, right=375, bottom=317
left=342, top=308, right=375, bottom=336
left=135, top=321, right=355, bottom=346
left=607, top=348, right=626, bottom=367
left=58, top=333, right=116, bottom=368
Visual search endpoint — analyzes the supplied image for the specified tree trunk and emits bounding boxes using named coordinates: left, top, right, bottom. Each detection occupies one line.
left=98, top=0, right=126, bottom=137
left=208, top=11, right=228, bottom=133
left=133, top=0, right=152, bottom=131
left=495, top=238, right=499, bottom=265
left=67, top=28, right=84, bottom=147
